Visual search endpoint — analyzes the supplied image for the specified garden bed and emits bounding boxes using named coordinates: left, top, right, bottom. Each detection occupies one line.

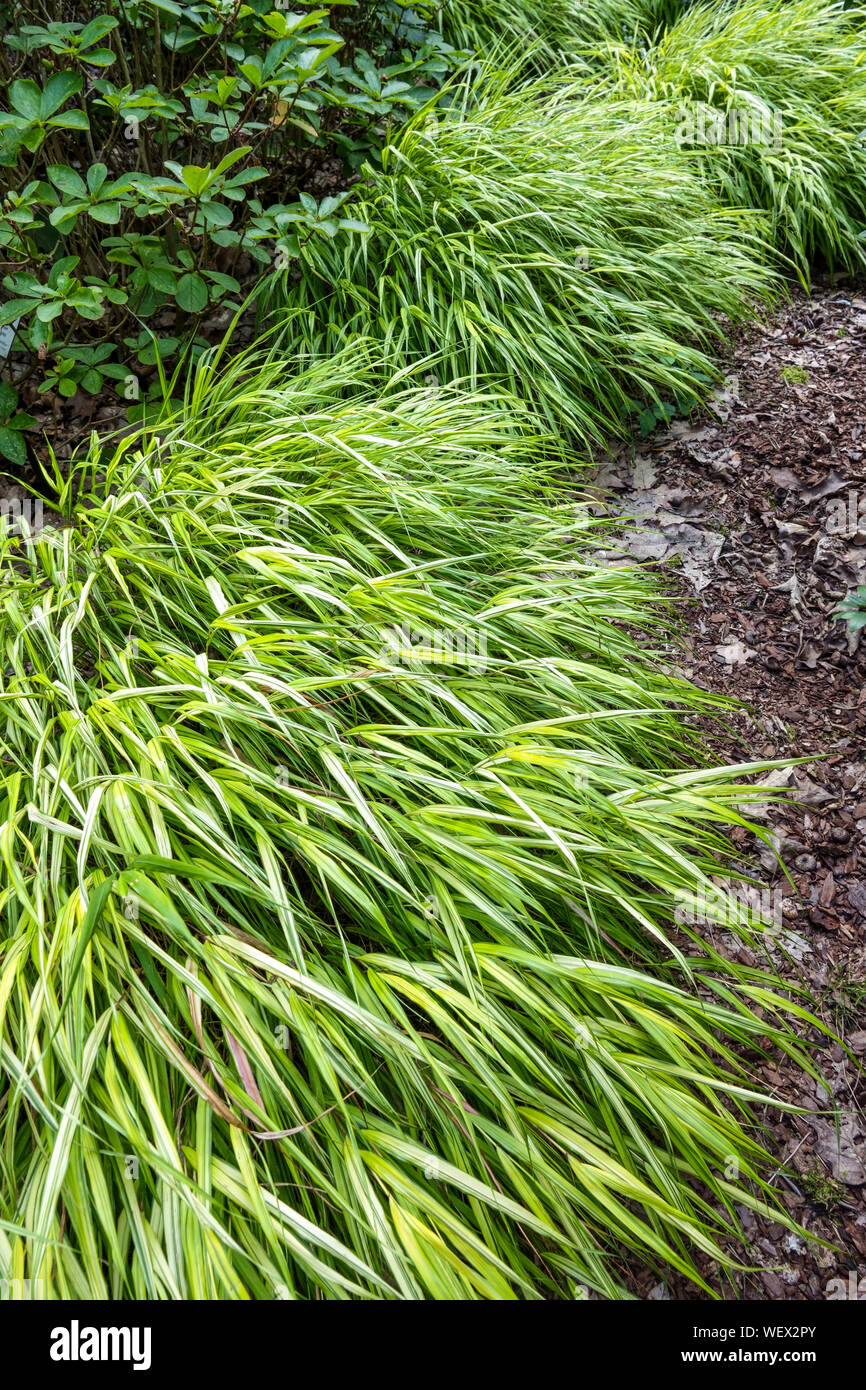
left=1, top=0, right=865, bottom=1307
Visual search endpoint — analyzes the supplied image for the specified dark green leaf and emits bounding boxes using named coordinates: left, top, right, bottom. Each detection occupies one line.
left=41, top=72, right=84, bottom=118
left=175, top=273, right=208, bottom=313
left=48, top=164, right=87, bottom=198
left=0, top=425, right=26, bottom=464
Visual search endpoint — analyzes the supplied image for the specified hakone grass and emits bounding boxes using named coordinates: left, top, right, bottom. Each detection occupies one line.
left=0, top=350, right=821, bottom=1299
left=436, top=0, right=681, bottom=60
left=265, top=71, right=777, bottom=446
left=593, top=0, right=866, bottom=278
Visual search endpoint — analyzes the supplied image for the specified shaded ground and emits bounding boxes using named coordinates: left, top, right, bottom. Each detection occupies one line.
left=597, top=279, right=866, bottom=1299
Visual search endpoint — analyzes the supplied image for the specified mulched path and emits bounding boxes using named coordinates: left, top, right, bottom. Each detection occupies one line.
left=597, top=278, right=866, bottom=1300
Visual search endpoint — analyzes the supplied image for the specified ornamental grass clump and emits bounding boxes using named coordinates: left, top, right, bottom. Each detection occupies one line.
left=266, top=74, right=776, bottom=445
left=436, top=0, right=665, bottom=60
left=597, top=0, right=866, bottom=276
left=0, top=350, right=817, bottom=1299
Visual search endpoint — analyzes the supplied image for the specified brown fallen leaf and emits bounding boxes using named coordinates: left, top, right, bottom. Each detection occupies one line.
left=807, top=1114, right=866, bottom=1186
left=846, top=882, right=866, bottom=918
left=770, top=467, right=802, bottom=491
left=714, top=639, right=757, bottom=665
left=801, top=470, right=849, bottom=504
left=818, top=873, right=836, bottom=908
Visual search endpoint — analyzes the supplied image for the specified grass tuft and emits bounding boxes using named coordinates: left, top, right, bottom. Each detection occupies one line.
left=437, top=0, right=680, bottom=61
left=267, top=73, right=776, bottom=445
left=596, top=0, right=866, bottom=277
left=0, top=351, right=819, bottom=1299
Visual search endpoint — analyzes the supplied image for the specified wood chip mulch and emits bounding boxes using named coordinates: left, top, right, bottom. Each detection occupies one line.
left=599, top=278, right=866, bottom=1301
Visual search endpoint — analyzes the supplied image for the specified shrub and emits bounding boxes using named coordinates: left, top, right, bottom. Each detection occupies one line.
left=267, top=73, right=776, bottom=444
left=597, top=0, right=866, bottom=276
left=0, top=0, right=464, bottom=415
left=0, top=350, right=815, bottom=1299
